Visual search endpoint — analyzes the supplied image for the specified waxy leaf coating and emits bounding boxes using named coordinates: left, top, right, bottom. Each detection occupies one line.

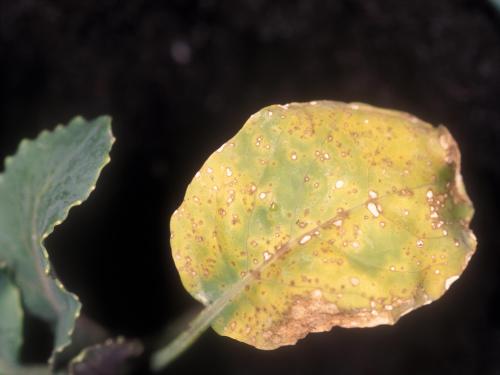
left=171, top=101, right=476, bottom=349
left=0, top=116, right=114, bottom=364
left=0, top=269, right=22, bottom=370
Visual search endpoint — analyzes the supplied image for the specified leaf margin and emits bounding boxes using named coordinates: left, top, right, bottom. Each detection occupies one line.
left=0, top=115, right=115, bottom=367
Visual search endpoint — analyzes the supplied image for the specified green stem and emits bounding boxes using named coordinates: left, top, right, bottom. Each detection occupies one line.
left=151, top=273, right=252, bottom=371
left=152, top=205, right=351, bottom=371
left=152, top=197, right=368, bottom=371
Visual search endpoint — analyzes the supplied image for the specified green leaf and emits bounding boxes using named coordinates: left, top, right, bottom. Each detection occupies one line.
left=489, top=0, right=500, bottom=14
left=170, top=101, right=477, bottom=349
left=0, top=116, right=114, bottom=364
left=0, top=267, right=23, bottom=370
left=0, top=269, right=51, bottom=375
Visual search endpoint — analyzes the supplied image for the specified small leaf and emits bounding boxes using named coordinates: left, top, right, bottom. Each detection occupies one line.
left=0, top=267, right=23, bottom=370
left=0, top=116, right=114, bottom=362
left=69, top=338, right=143, bottom=375
left=170, top=101, right=477, bottom=349
left=51, top=315, right=111, bottom=370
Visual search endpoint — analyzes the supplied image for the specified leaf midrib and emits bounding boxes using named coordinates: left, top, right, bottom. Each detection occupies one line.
left=206, top=177, right=474, bottom=314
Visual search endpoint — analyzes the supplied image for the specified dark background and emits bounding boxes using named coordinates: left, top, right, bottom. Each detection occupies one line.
left=1, top=1, right=500, bottom=374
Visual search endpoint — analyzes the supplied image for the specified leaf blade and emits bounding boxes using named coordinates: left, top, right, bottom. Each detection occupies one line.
left=0, top=268, right=23, bottom=369
left=171, top=101, right=476, bottom=349
left=0, top=116, right=114, bottom=362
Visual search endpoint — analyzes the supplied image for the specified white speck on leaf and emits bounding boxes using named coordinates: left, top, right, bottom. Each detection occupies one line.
left=299, top=235, right=312, bottom=245
left=367, top=202, right=379, bottom=217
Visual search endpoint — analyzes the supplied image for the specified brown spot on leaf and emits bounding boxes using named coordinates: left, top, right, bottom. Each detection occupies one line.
left=258, top=294, right=394, bottom=349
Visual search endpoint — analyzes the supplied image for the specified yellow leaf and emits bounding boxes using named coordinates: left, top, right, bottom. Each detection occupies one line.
left=170, top=101, right=476, bottom=349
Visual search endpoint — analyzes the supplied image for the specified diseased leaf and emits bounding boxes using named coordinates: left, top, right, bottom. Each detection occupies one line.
left=0, top=267, right=23, bottom=370
left=0, top=117, right=114, bottom=362
left=170, top=101, right=477, bottom=349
